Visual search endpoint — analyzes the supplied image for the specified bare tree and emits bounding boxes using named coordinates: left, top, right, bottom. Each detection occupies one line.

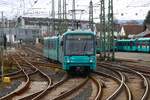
left=143, top=10, right=150, bottom=31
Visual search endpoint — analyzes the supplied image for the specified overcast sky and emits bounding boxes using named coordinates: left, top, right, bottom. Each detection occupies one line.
left=0, top=0, right=149, bottom=22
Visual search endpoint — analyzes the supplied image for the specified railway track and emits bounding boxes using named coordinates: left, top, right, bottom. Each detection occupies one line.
left=2, top=46, right=149, bottom=99
left=0, top=52, right=52, bottom=100
left=0, top=51, right=22, bottom=81
left=98, top=62, right=150, bottom=100
left=19, top=46, right=62, bottom=73
left=89, top=76, right=102, bottom=100
left=18, top=47, right=103, bottom=100
left=19, top=48, right=138, bottom=100
left=20, top=74, right=68, bottom=100
left=0, top=57, right=30, bottom=100
left=33, top=75, right=102, bottom=100
left=117, top=60, right=150, bottom=74
left=1, top=47, right=104, bottom=100
left=93, top=67, right=131, bottom=100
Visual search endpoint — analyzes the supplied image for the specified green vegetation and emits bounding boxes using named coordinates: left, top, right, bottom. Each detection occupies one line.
left=0, top=59, right=18, bottom=74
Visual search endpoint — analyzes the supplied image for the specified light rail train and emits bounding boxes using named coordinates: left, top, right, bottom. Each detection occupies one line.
left=43, top=30, right=97, bottom=74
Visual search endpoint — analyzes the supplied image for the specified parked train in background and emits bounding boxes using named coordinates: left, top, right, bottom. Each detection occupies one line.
left=115, top=38, right=150, bottom=53
left=43, top=30, right=97, bottom=74
left=96, top=38, right=116, bottom=53
left=96, top=38, right=150, bottom=53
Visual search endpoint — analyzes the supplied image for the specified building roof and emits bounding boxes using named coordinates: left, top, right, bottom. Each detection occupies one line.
left=123, top=24, right=144, bottom=35
left=134, top=28, right=150, bottom=38
left=22, top=17, right=90, bottom=26
left=97, top=23, right=144, bottom=36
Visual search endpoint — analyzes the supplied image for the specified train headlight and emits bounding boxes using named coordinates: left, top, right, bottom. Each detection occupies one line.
left=66, top=57, right=70, bottom=63
left=67, top=59, right=70, bottom=63
left=90, top=60, right=93, bottom=63
left=90, top=57, right=95, bottom=63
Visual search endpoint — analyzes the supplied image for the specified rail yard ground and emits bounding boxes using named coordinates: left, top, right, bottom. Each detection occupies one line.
left=1, top=46, right=150, bottom=100
left=115, top=52, right=150, bottom=62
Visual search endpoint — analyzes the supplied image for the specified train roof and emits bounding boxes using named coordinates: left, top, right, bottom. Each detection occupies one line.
left=63, top=30, right=95, bottom=35
left=116, top=38, right=150, bottom=42
left=137, top=38, right=150, bottom=40
left=43, top=37, right=51, bottom=40
left=44, top=36, right=59, bottom=40
left=117, top=39, right=135, bottom=42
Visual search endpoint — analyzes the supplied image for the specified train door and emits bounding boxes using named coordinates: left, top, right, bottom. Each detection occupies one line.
left=48, top=39, right=51, bottom=58
left=145, top=40, right=148, bottom=52
left=127, top=41, right=130, bottom=51
left=135, top=39, right=138, bottom=52
left=149, top=40, right=150, bottom=53
left=130, top=41, right=132, bottom=51
left=142, top=40, right=146, bottom=52
left=59, top=36, right=64, bottom=63
left=43, top=38, right=49, bottom=58
left=139, top=40, right=142, bottom=52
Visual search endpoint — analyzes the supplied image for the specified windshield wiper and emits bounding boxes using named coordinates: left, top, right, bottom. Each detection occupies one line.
left=83, top=40, right=87, bottom=55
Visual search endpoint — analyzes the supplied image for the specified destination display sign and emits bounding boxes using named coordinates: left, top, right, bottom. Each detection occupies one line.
left=66, top=35, right=92, bottom=40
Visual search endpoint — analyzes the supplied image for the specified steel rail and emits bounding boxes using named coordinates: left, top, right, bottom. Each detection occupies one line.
left=16, top=53, right=53, bottom=99
left=93, top=68, right=132, bottom=100
left=89, top=75, right=103, bottom=100
left=98, top=63, right=132, bottom=100
left=51, top=77, right=89, bottom=100
left=0, top=58, right=30, bottom=100
left=119, top=62, right=150, bottom=74
left=11, top=54, right=39, bottom=78
left=101, top=62, right=149, bottom=100
left=18, top=73, right=68, bottom=100
left=1, top=52, right=52, bottom=100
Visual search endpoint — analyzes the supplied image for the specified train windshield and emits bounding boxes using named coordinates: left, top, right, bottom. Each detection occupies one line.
left=65, top=34, right=94, bottom=55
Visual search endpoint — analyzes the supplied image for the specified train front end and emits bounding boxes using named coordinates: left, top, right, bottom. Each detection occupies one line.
left=62, top=31, right=96, bottom=73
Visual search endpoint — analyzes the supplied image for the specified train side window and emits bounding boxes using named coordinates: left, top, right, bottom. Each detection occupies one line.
left=119, top=42, right=120, bottom=46
left=118, top=42, right=120, bottom=46
left=52, top=40, right=54, bottom=49
left=54, top=40, right=56, bottom=49
left=46, top=40, right=48, bottom=48
left=48, top=40, right=50, bottom=49
left=50, top=40, right=52, bottom=49
left=61, top=41, right=63, bottom=46
left=44, top=40, right=46, bottom=48
left=49, top=40, right=52, bottom=49
left=140, top=41, right=142, bottom=48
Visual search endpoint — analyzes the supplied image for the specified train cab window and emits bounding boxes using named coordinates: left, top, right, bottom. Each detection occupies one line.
left=65, top=34, right=94, bottom=55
